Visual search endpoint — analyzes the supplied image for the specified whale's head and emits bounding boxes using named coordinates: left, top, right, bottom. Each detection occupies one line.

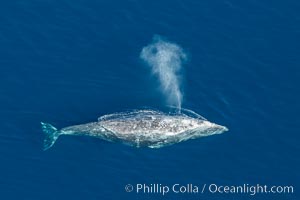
left=192, top=120, right=228, bottom=138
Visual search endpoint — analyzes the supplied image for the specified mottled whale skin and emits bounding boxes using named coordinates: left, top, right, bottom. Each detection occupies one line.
left=41, top=109, right=228, bottom=150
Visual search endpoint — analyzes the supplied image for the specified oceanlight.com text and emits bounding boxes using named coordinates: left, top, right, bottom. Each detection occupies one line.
left=124, top=183, right=294, bottom=196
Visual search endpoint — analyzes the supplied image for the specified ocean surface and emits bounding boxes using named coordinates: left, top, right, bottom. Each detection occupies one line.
left=0, top=0, right=299, bottom=199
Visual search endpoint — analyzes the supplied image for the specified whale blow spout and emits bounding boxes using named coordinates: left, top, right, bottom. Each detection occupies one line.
left=140, top=36, right=187, bottom=111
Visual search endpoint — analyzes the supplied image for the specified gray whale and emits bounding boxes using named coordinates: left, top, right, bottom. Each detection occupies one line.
left=41, top=109, right=228, bottom=150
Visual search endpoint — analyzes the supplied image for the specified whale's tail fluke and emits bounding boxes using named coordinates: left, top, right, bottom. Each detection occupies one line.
left=41, top=122, right=60, bottom=150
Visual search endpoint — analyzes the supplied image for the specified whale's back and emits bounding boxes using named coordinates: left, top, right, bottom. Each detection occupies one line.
left=98, top=110, right=203, bottom=136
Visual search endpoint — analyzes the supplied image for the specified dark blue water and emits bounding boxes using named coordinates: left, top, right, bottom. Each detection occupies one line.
left=0, top=0, right=299, bottom=199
